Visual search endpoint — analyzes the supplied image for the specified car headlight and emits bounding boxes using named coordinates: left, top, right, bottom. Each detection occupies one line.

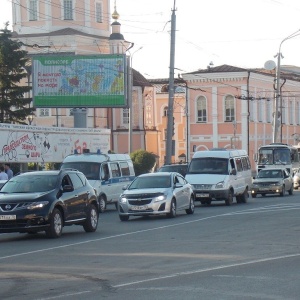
left=119, top=196, right=127, bottom=204
left=215, top=181, right=225, bottom=189
left=27, top=201, right=49, bottom=210
left=154, top=194, right=167, bottom=202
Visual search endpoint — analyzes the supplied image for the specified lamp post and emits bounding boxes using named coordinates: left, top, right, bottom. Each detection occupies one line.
left=127, top=46, right=143, bottom=154
left=273, top=28, right=300, bottom=143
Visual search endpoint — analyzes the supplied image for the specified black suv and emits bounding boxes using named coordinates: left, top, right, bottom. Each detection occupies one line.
left=158, top=163, right=188, bottom=177
left=0, top=169, right=99, bottom=238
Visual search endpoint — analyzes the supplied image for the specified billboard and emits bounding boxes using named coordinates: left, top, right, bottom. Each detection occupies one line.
left=0, top=123, right=110, bottom=163
left=32, top=54, right=128, bottom=108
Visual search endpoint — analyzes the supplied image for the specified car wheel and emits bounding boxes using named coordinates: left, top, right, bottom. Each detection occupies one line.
left=98, top=195, right=106, bottom=213
left=280, top=186, right=285, bottom=197
left=252, top=193, right=257, bottom=198
left=206, top=200, right=211, bottom=205
left=225, top=190, right=233, bottom=206
left=167, top=199, right=176, bottom=218
left=288, top=185, right=294, bottom=195
left=200, top=201, right=206, bottom=205
left=119, top=214, right=129, bottom=221
left=46, top=208, right=63, bottom=238
left=83, top=204, right=98, bottom=232
left=241, top=189, right=248, bottom=203
left=185, top=196, right=195, bottom=214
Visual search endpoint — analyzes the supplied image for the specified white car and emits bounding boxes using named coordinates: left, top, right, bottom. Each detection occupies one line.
left=118, top=172, right=195, bottom=221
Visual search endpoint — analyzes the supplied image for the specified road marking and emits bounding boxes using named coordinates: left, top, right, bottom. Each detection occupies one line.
left=113, top=252, right=300, bottom=288
left=0, top=203, right=300, bottom=261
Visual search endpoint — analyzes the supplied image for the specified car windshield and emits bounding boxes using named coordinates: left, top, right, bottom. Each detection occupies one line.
left=129, top=175, right=171, bottom=189
left=188, top=158, right=228, bottom=175
left=257, top=170, right=282, bottom=178
left=1, top=175, right=58, bottom=193
left=61, top=162, right=101, bottom=180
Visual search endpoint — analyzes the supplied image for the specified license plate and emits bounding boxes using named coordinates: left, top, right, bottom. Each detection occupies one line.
left=260, top=188, right=269, bottom=191
left=131, top=205, right=148, bottom=211
left=0, top=215, right=16, bottom=220
left=196, top=193, right=209, bottom=198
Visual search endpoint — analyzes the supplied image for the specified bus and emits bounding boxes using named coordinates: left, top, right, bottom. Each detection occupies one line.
left=255, top=143, right=300, bottom=175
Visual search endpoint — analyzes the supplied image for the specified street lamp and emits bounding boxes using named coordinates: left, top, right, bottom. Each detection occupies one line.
left=273, top=28, right=300, bottom=143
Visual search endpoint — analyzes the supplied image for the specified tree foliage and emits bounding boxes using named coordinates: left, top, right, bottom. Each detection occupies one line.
left=0, top=23, right=34, bottom=124
left=130, top=149, right=156, bottom=176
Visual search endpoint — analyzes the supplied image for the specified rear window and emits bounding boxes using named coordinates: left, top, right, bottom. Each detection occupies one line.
left=159, top=165, right=188, bottom=176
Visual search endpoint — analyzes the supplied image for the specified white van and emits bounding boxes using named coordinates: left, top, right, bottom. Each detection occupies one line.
left=185, top=149, right=252, bottom=205
left=61, top=150, right=135, bottom=212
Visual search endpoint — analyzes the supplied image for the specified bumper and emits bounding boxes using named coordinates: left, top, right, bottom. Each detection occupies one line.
left=251, top=186, right=282, bottom=194
left=0, top=212, right=50, bottom=234
left=194, top=189, right=229, bottom=201
left=118, top=201, right=171, bottom=216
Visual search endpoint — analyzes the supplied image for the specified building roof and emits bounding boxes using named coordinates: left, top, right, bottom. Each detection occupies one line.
left=12, top=27, right=109, bottom=40
left=186, top=64, right=300, bottom=82
left=133, top=69, right=152, bottom=88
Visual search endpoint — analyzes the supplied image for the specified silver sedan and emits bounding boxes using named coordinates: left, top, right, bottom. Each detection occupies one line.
left=118, top=172, right=195, bottom=221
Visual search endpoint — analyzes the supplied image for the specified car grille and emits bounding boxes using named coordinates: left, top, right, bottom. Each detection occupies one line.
left=256, top=182, right=277, bottom=187
left=0, top=202, right=31, bottom=212
left=193, top=184, right=212, bottom=190
left=126, top=193, right=163, bottom=206
left=0, top=220, right=29, bottom=229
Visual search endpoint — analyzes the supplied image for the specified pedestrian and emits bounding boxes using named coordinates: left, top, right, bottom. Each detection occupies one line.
left=0, top=165, right=8, bottom=180
left=4, top=163, right=13, bottom=179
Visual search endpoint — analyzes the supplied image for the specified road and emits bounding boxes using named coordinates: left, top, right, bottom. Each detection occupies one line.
left=1, top=192, right=300, bottom=300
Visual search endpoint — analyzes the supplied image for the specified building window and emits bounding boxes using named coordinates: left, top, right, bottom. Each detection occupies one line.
left=289, top=100, right=294, bottom=125
left=96, top=2, right=103, bottom=23
left=225, top=95, right=235, bottom=122
left=64, top=0, right=73, bottom=20
left=266, top=100, right=271, bottom=123
left=29, top=0, right=38, bottom=21
left=39, top=108, right=50, bottom=117
left=196, top=96, right=207, bottom=123
left=258, top=99, right=264, bottom=122
left=163, top=106, right=168, bottom=117
left=122, top=108, right=129, bottom=124
left=282, top=99, right=286, bottom=124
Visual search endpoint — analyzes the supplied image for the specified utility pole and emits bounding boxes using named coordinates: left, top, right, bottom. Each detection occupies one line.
left=165, top=1, right=176, bottom=164
left=273, top=28, right=300, bottom=143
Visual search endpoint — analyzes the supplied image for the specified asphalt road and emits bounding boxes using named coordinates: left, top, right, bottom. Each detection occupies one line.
left=1, top=192, right=300, bottom=300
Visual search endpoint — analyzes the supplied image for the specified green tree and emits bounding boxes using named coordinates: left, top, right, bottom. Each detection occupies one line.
left=0, top=23, right=34, bottom=124
left=130, top=149, right=156, bottom=175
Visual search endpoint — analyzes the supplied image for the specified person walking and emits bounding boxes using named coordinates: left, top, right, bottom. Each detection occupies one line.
left=4, top=163, right=13, bottom=179
left=0, top=166, right=8, bottom=180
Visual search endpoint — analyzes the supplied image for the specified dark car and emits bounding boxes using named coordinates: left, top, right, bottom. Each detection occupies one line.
left=158, top=163, right=188, bottom=177
left=0, top=169, right=99, bottom=238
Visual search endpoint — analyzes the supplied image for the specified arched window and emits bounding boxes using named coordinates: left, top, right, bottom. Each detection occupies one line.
left=163, top=106, right=168, bottom=117
left=196, top=96, right=207, bottom=123
left=224, top=95, right=235, bottom=122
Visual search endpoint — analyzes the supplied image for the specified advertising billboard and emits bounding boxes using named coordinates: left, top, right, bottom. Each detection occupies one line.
left=32, top=54, right=127, bottom=108
left=0, top=123, right=110, bottom=163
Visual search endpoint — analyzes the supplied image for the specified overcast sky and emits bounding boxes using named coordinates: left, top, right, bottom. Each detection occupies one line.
left=1, top=0, right=300, bottom=78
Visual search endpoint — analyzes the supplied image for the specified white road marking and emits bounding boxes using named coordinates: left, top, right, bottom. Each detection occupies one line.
left=1, top=203, right=300, bottom=261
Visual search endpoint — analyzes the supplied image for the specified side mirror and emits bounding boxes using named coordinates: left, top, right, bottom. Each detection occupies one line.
left=230, top=169, right=237, bottom=175
left=122, top=184, right=129, bottom=190
left=174, top=183, right=183, bottom=188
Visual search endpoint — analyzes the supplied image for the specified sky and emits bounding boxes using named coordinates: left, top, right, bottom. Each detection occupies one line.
left=1, top=0, right=300, bottom=79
